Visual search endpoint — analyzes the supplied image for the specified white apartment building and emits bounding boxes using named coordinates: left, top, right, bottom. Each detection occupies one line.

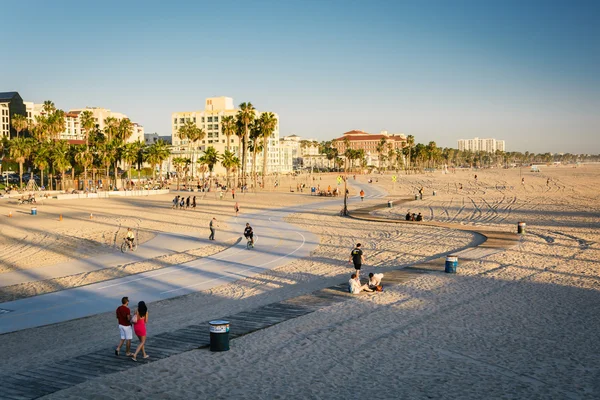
left=279, top=135, right=322, bottom=170
left=171, top=97, right=292, bottom=175
left=458, top=137, right=506, bottom=153
left=24, top=102, right=144, bottom=143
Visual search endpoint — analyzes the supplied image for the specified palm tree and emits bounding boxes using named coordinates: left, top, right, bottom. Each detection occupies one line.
left=117, top=118, right=134, bottom=142
left=31, top=142, right=50, bottom=188
left=172, top=157, right=190, bottom=191
left=248, top=122, right=263, bottom=189
left=103, top=117, right=119, bottom=142
left=9, top=138, right=33, bottom=187
left=11, top=114, right=28, bottom=139
left=99, top=139, right=117, bottom=186
left=258, top=112, right=278, bottom=186
left=405, top=135, right=415, bottom=174
left=75, top=148, right=93, bottom=189
left=51, top=140, right=71, bottom=191
left=236, top=102, right=256, bottom=186
left=220, top=149, right=240, bottom=188
left=198, top=146, right=219, bottom=188
left=42, top=100, right=56, bottom=115
left=80, top=110, right=96, bottom=149
left=121, top=142, right=140, bottom=184
left=221, top=115, right=236, bottom=151
left=145, top=139, right=171, bottom=182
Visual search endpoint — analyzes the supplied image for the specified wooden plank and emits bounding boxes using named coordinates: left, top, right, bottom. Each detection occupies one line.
left=0, top=383, right=33, bottom=400
left=48, top=363, right=102, bottom=379
left=15, top=372, right=71, bottom=390
left=31, top=368, right=87, bottom=386
left=0, top=377, right=55, bottom=397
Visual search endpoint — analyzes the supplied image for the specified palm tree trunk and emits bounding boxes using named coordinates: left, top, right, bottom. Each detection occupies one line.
left=19, top=162, right=23, bottom=188
left=83, top=167, right=87, bottom=190
left=40, top=169, right=45, bottom=188
left=262, top=138, right=268, bottom=189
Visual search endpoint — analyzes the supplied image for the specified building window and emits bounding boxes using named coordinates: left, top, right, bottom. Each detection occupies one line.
left=207, top=117, right=213, bottom=122
left=193, top=117, right=196, bottom=123
left=201, top=117, right=205, bottom=122
left=214, top=116, right=219, bottom=122
left=179, top=118, right=184, bottom=123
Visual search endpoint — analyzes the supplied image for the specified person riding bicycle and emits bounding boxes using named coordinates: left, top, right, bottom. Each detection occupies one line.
left=126, top=228, right=135, bottom=249
left=244, top=223, right=254, bottom=245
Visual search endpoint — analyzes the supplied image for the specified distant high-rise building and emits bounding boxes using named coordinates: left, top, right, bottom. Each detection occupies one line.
left=458, top=137, right=506, bottom=153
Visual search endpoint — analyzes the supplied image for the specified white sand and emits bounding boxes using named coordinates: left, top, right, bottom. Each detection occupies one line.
left=2, top=167, right=600, bottom=399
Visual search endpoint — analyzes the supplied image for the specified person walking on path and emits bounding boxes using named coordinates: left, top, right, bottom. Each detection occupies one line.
left=359, top=189, right=365, bottom=201
left=192, top=196, right=196, bottom=209
left=209, top=217, right=217, bottom=240
left=186, top=196, right=190, bottom=209
left=115, top=297, right=133, bottom=357
left=349, top=243, right=365, bottom=277
left=232, top=188, right=235, bottom=200
left=234, top=202, right=240, bottom=217
left=131, top=301, right=149, bottom=361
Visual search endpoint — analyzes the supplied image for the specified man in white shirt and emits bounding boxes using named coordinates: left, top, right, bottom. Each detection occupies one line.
left=348, top=273, right=373, bottom=294
left=368, top=273, right=384, bottom=290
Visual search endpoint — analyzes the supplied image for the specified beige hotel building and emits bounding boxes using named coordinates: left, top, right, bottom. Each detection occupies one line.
left=171, top=97, right=292, bottom=175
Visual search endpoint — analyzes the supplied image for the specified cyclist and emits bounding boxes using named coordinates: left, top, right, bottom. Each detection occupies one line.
left=126, top=228, right=135, bottom=250
left=244, top=223, right=254, bottom=246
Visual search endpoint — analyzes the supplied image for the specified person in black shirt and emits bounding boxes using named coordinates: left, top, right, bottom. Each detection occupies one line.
left=405, top=211, right=411, bottom=221
left=244, top=223, right=254, bottom=245
left=349, top=243, right=365, bottom=277
left=416, top=213, right=423, bottom=222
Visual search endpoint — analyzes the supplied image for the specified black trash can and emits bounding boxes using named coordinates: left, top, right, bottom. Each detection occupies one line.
left=518, top=222, right=526, bottom=234
left=387, top=200, right=393, bottom=208
left=209, top=320, right=230, bottom=352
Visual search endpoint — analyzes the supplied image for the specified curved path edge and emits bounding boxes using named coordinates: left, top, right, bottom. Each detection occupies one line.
left=348, top=196, right=521, bottom=271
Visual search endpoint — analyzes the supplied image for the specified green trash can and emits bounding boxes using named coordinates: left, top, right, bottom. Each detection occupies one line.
left=445, top=255, right=458, bottom=273
left=209, top=320, right=230, bottom=352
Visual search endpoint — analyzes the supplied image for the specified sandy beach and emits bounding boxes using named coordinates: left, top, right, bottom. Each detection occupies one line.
left=1, top=166, right=599, bottom=399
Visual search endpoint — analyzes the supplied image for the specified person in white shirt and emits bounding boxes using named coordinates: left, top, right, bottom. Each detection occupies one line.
left=348, top=273, right=373, bottom=294
left=368, top=273, right=384, bottom=290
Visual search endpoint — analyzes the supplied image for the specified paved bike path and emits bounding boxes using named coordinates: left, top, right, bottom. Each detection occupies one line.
left=0, top=230, right=240, bottom=288
left=0, top=185, right=385, bottom=334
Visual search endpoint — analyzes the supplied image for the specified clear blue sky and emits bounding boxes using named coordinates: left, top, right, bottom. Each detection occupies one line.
left=1, top=0, right=598, bottom=153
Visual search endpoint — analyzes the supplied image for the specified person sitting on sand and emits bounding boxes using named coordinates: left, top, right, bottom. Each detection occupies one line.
left=411, top=213, right=416, bottom=221
left=349, top=273, right=373, bottom=294
left=368, top=272, right=384, bottom=291
left=416, top=213, right=423, bottom=221
left=405, top=211, right=412, bottom=221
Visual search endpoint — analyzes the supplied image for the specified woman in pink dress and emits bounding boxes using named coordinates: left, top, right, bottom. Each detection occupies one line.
left=131, top=301, right=149, bottom=361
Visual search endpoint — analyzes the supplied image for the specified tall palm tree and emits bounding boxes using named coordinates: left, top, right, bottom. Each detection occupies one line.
left=405, top=135, right=415, bottom=174
left=80, top=110, right=96, bottom=149
left=42, top=100, right=56, bottom=115
left=236, top=102, right=256, bottom=186
left=9, top=138, right=33, bottom=187
left=376, top=138, right=387, bottom=171
left=220, top=149, right=240, bottom=188
left=258, top=112, right=278, bottom=186
left=11, top=114, right=28, bottom=139
left=117, top=118, right=134, bottom=142
left=51, top=140, right=71, bottom=191
left=248, top=122, right=263, bottom=189
left=221, top=115, right=236, bottom=151
left=103, top=117, right=119, bottom=142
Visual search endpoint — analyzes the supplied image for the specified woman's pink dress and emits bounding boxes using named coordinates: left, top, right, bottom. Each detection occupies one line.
left=134, top=316, right=147, bottom=337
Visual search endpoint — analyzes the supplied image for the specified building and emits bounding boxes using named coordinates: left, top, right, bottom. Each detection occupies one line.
left=279, top=135, right=322, bottom=170
left=171, top=97, right=292, bottom=175
left=145, top=132, right=172, bottom=145
left=24, top=103, right=144, bottom=143
left=332, top=130, right=406, bottom=168
left=0, top=92, right=26, bottom=139
left=457, top=137, right=506, bottom=153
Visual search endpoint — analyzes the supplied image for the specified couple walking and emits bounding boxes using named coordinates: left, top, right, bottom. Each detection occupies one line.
left=115, top=297, right=149, bottom=362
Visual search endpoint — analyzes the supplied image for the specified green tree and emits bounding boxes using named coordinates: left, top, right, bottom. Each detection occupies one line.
left=11, top=114, right=28, bottom=139
left=51, top=140, right=71, bottom=191
left=32, top=142, right=50, bottom=188
left=405, top=135, right=415, bottom=174
left=221, top=115, right=236, bottom=152
left=145, top=139, right=171, bottom=182
left=198, top=146, right=219, bottom=182
left=236, top=102, right=256, bottom=186
left=258, top=112, right=278, bottom=186
left=9, top=137, right=33, bottom=187
left=172, top=157, right=190, bottom=191
left=220, top=149, right=240, bottom=188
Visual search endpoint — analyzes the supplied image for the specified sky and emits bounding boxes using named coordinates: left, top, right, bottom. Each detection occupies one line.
left=1, top=0, right=598, bottom=154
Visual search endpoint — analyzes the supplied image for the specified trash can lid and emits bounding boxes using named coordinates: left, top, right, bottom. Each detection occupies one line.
left=209, top=320, right=230, bottom=326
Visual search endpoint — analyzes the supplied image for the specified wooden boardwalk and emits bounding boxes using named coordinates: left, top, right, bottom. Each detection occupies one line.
left=0, top=269, right=424, bottom=400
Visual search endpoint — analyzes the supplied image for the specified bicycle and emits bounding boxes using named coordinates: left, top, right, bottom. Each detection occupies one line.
left=121, top=238, right=138, bottom=253
left=246, top=236, right=255, bottom=249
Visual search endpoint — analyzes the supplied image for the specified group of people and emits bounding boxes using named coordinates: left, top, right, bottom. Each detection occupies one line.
left=405, top=211, right=423, bottom=221
left=172, top=195, right=197, bottom=209
left=115, top=297, right=149, bottom=362
left=348, top=243, right=384, bottom=294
